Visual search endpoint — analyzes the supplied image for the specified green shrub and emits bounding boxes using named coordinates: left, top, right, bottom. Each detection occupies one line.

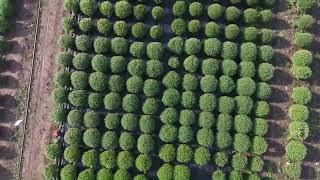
left=135, top=154, right=152, bottom=173
left=216, top=131, right=232, bottom=149
left=297, top=14, right=314, bottom=31
left=178, top=125, right=194, bottom=143
left=81, top=149, right=98, bottom=168
left=225, top=24, right=240, bottom=40
left=199, top=93, right=217, bottom=111
left=292, top=66, right=312, bottom=80
left=60, top=164, right=77, bottom=180
left=62, top=16, right=75, bottom=32
left=168, top=37, right=184, bottom=55
left=292, top=50, right=313, bottom=66
left=294, top=32, right=313, bottom=48
left=283, top=162, right=302, bottom=178
left=115, top=1, right=132, bottom=19
left=150, top=25, right=162, bottom=40
left=260, top=10, right=273, bottom=24
left=105, top=113, right=120, bottom=130
left=234, top=115, right=252, bottom=133
left=114, top=169, right=130, bottom=180
left=52, top=87, right=68, bottom=104
left=83, top=111, right=101, bottom=128
left=130, top=42, right=145, bottom=58
left=67, top=110, right=82, bottom=127
left=89, top=72, right=108, bottom=92
left=58, top=34, right=75, bottom=49
left=219, top=75, right=235, bottom=94
left=147, top=60, right=163, bottom=78
left=235, top=96, right=253, bottom=115
left=143, top=98, right=159, bottom=115
left=113, top=21, right=128, bottom=37
left=255, top=101, right=270, bottom=117
left=173, top=1, right=187, bottom=17
left=297, top=0, right=313, bottom=12
left=108, top=75, right=125, bottom=93
left=159, top=144, right=176, bottom=162
left=64, top=0, right=79, bottom=12
left=243, top=27, right=258, bottom=42
left=83, top=128, right=101, bottom=148
left=162, top=71, right=181, bottom=88
left=229, top=171, right=243, bottom=180
left=171, top=18, right=187, bottom=35
left=44, top=164, right=58, bottom=179
left=208, top=3, right=224, bottom=20
left=221, top=41, right=238, bottom=60
left=122, top=94, right=139, bottom=113
left=70, top=71, right=88, bottom=90
left=252, top=136, right=268, bottom=155
left=143, top=79, right=160, bottom=97
left=126, top=76, right=143, bottom=93
left=250, top=156, right=264, bottom=172
left=225, top=6, right=241, bottom=22
left=51, top=105, right=67, bottom=124
left=99, top=150, right=116, bottom=169
left=205, top=22, right=221, bottom=38
left=232, top=153, right=248, bottom=171
left=201, top=75, right=218, bottom=93
left=128, top=59, right=146, bottom=76
left=289, top=104, right=309, bottom=121
left=197, top=128, right=214, bottom=148
left=119, top=132, right=136, bottom=151
left=80, top=0, right=98, bottom=16
left=185, top=38, right=201, bottom=55
left=157, top=163, right=174, bottom=180
left=244, top=8, right=259, bottom=24
left=239, top=61, right=255, bottom=77
left=104, top=92, right=122, bottom=110
left=218, top=96, right=235, bottom=114
left=44, top=143, right=61, bottom=161
left=174, top=165, right=191, bottom=179
left=181, top=91, right=196, bottom=108
left=204, top=38, right=222, bottom=57
left=236, top=77, right=256, bottom=96
left=179, top=109, right=196, bottom=126
left=97, top=18, right=112, bottom=35
left=139, top=115, right=155, bottom=134
left=75, top=35, right=92, bottom=52
left=160, top=108, right=178, bottom=124
left=261, top=28, right=274, bottom=44
left=68, top=90, right=87, bottom=107
left=111, top=37, right=129, bottom=55
left=147, top=42, right=163, bottom=60
left=194, top=147, right=210, bottom=166
left=246, top=0, right=259, bottom=6
left=99, top=1, right=113, bottom=18
left=134, top=174, right=147, bottom=180
left=132, top=22, right=147, bottom=39
left=188, top=20, right=201, bottom=33
left=159, top=124, right=178, bottom=143
left=117, top=151, right=134, bottom=169
left=101, top=131, right=118, bottom=150
left=79, top=18, right=93, bottom=32
left=73, top=53, right=90, bottom=70
left=240, top=42, right=257, bottom=62
left=256, top=82, right=272, bottom=100
left=97, top=168, right=113, bottom=180
left=121, top=113, right=138, bottom=131
left=183, top=74, right=198, bottom=91
left=254, top=118, right=268, bottom=136
left=176, top=144, right=193, bottom=163
left=134, top=4, right=147, bottom=20
left=211, top=170, right=226, bottom=180
left=289, top=121, right=309, bottom=140
left=189, top=2, right=203, bottom=17
left=184, top=55, right=199, bottom=72
left=285, top=140, right=307, bottom=161
left=259, top=45, right=274, bottom=62
left=291, top=86, right=312, bottom=105
left=214, top=152, right=228, bottom=167
left=199, top=111, right=215, bottom=128
left=217, top=114, right=232, bottom=131
left=221, top=59, right=237, bottom=76
left=91, top=55, right=108, bottom=73
left=152, top=6, right=164, bottom=20
left=233, top=133, right=250, bottom=152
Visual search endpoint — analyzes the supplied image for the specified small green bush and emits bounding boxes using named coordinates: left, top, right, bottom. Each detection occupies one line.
left=189, top=2, right=203, bottom=17
left=255, top=101, right=270, bottom=117
left=292, top=66, right=312, bottom=80
left=104, top=92, right=122, bottom=110
left=214, top=152, right=228, bottom=167
left=108, top=75, right=125, bottom=93
left=68, top=90, right=87, bottom=108
left=81, top=149, right=98, bottom=168
left=44, top=143, right=61, bottom=161
left=197, top=128, right=214, bottom=148
left=194, top=147, right=211, bottom=166
left=176, top=144, right=193, bottom=163
left=202, top=58, right=219, bottom=75
left=113, top=21, right=128, bottom=37
left=97, top=18, right=112, bottom=35
left=219, top=75, right=235, bottom=94
left=256, top=82, right=272, bottom=100
left=128, top=59, right=146, bottom=77
left=115, top=1, right=132, bottom=19
left=183, top=74, right=198, bottom=91
left=184, top=55, right=200, bottom=72
left=243, top=8, right=259, bottom=25
left=122, top=94, right=139, bottom=113
left=218, top=96, right=235, bottom=114
left=173, top=1, right=187, bottom=17
left=243, top=27, right=258, bottom=42
left=260, top=10, right=273, bottom=24
left=239, top=61, right=255, bottom=77
left=157, top=163, right=174, bottom=180
left=229, top=171, right=243, bottom=180
left=188, top=20, right=201, bottom=33
left=179, top=109, right=196, bottom=126
left=64, top=0, right=79, bottom=13
left=200, top=75, right=218, bottom=93
left=221, top=59, right=237, bottom=76
left=221, top=41, right=238, bottom=60
left=75, top=35, right=92, bottom=52
left=294, top=32, right=313, bottom=48
left=99, top=150, right=116, bottom=169
left=185, top=38, right=201, bottom=55
left=134, top=4, right=147, bottom=20
left=147, top=60, right=163, bottom=78
left=79, top=18, right=93, bottom=32
left=291, top=86, right=312, bottom=105
left=83, top=111, right=101, bottom=128
left=261, top=28, right=274, bottom=44
left=259, top=45, right=274, bottom=62
left=52, top=87, right=68, bottom=104
left=211, top=170, right=226, bottom=180
left=121, top=113, right=138, bottom=131
left=73, top=53, right=90, bottom=70
left=225, top=24, right=240, bottom=40
left=240, top=42, right=257, bottom=62
left=235, top=96, right=253, bottom=115
left=289, top=121, right=309, bottom=140
left=111, top=37, right=129, bottom=55
left=252, top=136, right=268, bottom=155
left=147, top=42, right=163, bottom=60
left=89, top=72, right=108, bottom=92
left=289, top=104, right=309, bottom=121
left=291, top=50, right=313, bottom=66
left=198, top=112, right=214, bottom=129
left=199, top=93, right=217, bottom=111
left=135, top=154, right=152, bottom=173
left=58, top=34, right=75, bottom=49
left=160, top=108, right=178, bottom=124
left=162, top=71, right=181, bottom=89
left=283, top=162, right=302, bottom=178
left=80, top=0, right=98, bottom=17
left=83, top=128, right=101, bottom=148
left=92, top=55, right=109, bottom=73
left=51, top=105, right=67, bottom=124
left=297, top=0, right=313, bottom=12
left=297, top=14, right=314, bottom=31
left=139, top=115, right=155, bottom=134
left=137, top=134, right=154, bottom=154
left=159, top=144, right=176, bottom=162
left=132, top=22, right=147, bottom=39
left=216, top=131, right=232, bottom=149
left=143, top=79, right=160, bottom=97
left=97, top=168, right=113, bottom=180
left=225, top=6, right=241, bottom=22
left=101, top=131, right=118, bottom=150
left=159, top=124, right=178, bottom=143
left=60, top=164, right=77, bottom=180
left=171, top=18, right=187, bottom=35
left=174, top=165, right=191, bottom=179
left=94, top=37, right=110, bottom=54
left=233, top=133, right=250, bottom=152
left=250, top=156, right=264, bottom=172
left=104, top=113, right=120, bottom=130
left=216, top=114, right=232, bottom=131
left=126, top=76, right=143, bottom=93
left=208, top=3, right=224, bottom=20
left=150, top=25, right=162, bottom=40
left=178, top=125, right=194, bottom=143
left=44, top=164, right=58, bottom=179
left=152, top=6, right=164, bottom=20
left=236, top=77, right=256, bottom=96
left=67, top=110, right=82, bottom=127
left=129, top=42, right=145, bottom=58
left=143, top=98, right=159, bottom=115
left=181, top=91, right=196, bottom=108
left=204, top=38, right=222, bottom=57
left=254, top=118, right=268, bottom=136
left=110, top=57, right=127, bottom=73
left=62, top=16, right=75, bottom=32
left=205, top=22, right=221, bottom=38
left=234, top=115, right=252, bottom=133
left=168, top=37, right=184, bottom=55
left=286, top=140, right=307, bottom=161
left=99, top=1, right=113, bottom=18
left=232, top=153, right=248, bottom=171
left=117, top=151, right=134, bottom=169
left=114, top=169, right=131, bottom=180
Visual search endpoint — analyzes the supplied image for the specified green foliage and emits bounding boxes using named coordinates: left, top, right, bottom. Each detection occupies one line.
left=134, top=4, right=147, bottom=20
left=254, top=118, right=268, bottom=136
left=97, top=18, right=112, bottom=35
left=211, top=169, right=226, bottom=180
left=205, top=22, right=221, bottom=38
left=184, top=55, right=199, bottom=72
left=115, top=1, right=132, bottom=19
left=70, top=71, right=88, bottom=90
left=256, top=82, right=272, bottom=100
left=121, top=113, right=138, bottom=131
left=163, top=71, right=181, bottom=88
left=246, top=0, right=259, bottom=6
left=201, top=75, right=218, bottom=93
left=240, top=42, right=257, bottom=62
left=243, top=8, right=259, bottom=24
left=143, top=79, right=160, bottom=97
left=119, top=132, right=136, bottom=151
left=157, top=163, right=174, bottom=180
left=261, top=28, right=274, bottom=44
left=216, top=114, right=232, bottom=131
left=134, top=174, right=147, bottom=180
left=294, top=32, right=313, bottom=48
left=243, top=27, right=258, bottom=42
left=235, top=96, right=253, bottom=115
left=289, top=104, right=309, bottom=121
left=159, top=124, right=178, bottom=143
left=239, top=61, right=255, bottom=77
left=83, top=128, right=101, bottom=148
left=139, top=115, right=155, bottom=134
left=292, top=66, right=312, bottom=80
left=64, top=0, right=79, bottom=13
left=216, top=131, right=232, bottom=149
left=297, top=0, right=313, bottom=12
left=208, top=3, right=224, bottom=20
left=168, top=37, right=184, bottom=55
left=197, top=128, right=214, bottom=148
left=251, top=156, right=264, bottom=172
left=194, top=147, right=211, bottom=166
left=215, top=152, right=228, bottom=167
left=51, top=105, right=67, bottom=124
left=143, top=98, right=159, bottom=115
left=283, top=163, right=302, bottom=178
left=219, top=75, right=235, bottom=94
left=183, top=74, right=198, bottom=91
left=258, top=63, right=274, bottom=81
left=181, top=91, right=196, bottom=109
left=80, top=0, right=98, bottom=16
left=135, top=154, right=152, bottom=173
left=89, top=72, right=108, bottom=92
left=252, top=136, right=268, bottom=155
left=78, top=169, right=95, bottom=180
left=292, top=50, right=313, bottom=66
left=57, top=51, right=73, bottom=67
left=99, top=1, right=113, bottom=18
left=73, top=53, right=90, bottom=70
left=150, top=25, right=162, bottom=40
left=285, top=140, right=307, bottom=161
left=130, top=42, right=145, bottom=58
left=67, top=110, right=82, bottom=127
left=171, top=18, right=187, bottom=35
left=221, top=60, right=237, bottom=77
left=114, top=169, right=130, bottom=180
left=221, top=41, right=238, bottom=60
left=159, top=144, right=176, bottom=162
left=229, top=171, right=243, bottom=180
left=225, top=24, right=240, bottom=40
left=117, top=151, right=134, bottom=169
left=68, top=90, right=87, bottom=108
left=152, top=6, right=164, bottom=20
left=173, top=1, right=187, bottom=17
left=101, top=131, right=118, bottom=150
left=104, top=113, right=120, bottom=130
left=162, top=88, right=180, bottom=107
left=179, top=109, right=196, bottom=126
left=189, top=2, right=203, bottom=17
left=236, top=77, right=256, bottom=96
left=44, top=143, right=61, bottom=161
left=235, top=115, right=252, bottom=133
left=97, top=168, right=113, bottom=180
left=185, top=38, right=201, bottom=55
left=122, top=94, right=139, bottom=113
left=255, top=101, right=270, bottom=117
left=291, top=86, right=312, bottom=105
left=297, top=14, right=314, bottom=31
left=137, top=134, right=154, bottom=154
left=204, top=38, right=222, bottom=57
left=199, top=93, right=217, bottom=111
left=81, top=149, right=98, bottom=168
left=58, top=34, right=75, bottom=49
left=43, top=164, right=59, bottom=179
left=113, top=21, right=128, bottom=37
left=104, top=92, right=122, bottom=110
left=225, top=6, right=241, bottom=22
left=94, top=37, right=110, bottom=54
left=60, top=164, right=77, bottom=180
left=62, top=16, right=75, bottom=33
left=199, top=111, right=215, bottom=128
left=52, top=87, right=68, bottom=104
left=83, top=111, right=101, bottom=128
left=147, top=60, right=163, bottom=78
left=188, top=20, right=201, bottom=33
left=260, top=10, right=273, bottom=24
left=160, top=108, right=178, bottom=124
left=128, top=59, right=146, bottom=76
left=289, top=121, right=309, bottom=140
left=111, top=37, right=129, bottom=55
left=64, top=145, right=80, bottom=163
left=174, top=165, right=191, bottom=179
left=108, top=75, right=125, bottom=93
left=259, top=45, right=274, bottom=62
left=147, top=42, right=163, bottom=60
left=132, top=22, right=147, bottom=39
left=233, top=133, right=250, bottom=152
left=232, top=153, right=248, bottom=171
left=75, top=35, right=92, bottom=52
left=79, top=18, right=93, bottom=32
left=178, top=125, right=194, bottom=143
left=176, top=144, right=193, bottom=163
left=218, top=96, right=235, bottom=114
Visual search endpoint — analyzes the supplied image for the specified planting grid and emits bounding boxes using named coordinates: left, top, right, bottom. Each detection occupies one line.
left=51, top=0, right=275, bottom=179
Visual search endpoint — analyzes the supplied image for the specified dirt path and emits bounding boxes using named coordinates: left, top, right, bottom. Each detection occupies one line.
left=20, top=0, right=65, bottom=179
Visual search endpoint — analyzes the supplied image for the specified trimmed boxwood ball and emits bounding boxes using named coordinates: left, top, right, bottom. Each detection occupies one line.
left=130, top=42, right=145, bottom=58
left=179, top=109, right=196, bottom=126
left=147, top=42, right=163, bottom=60
left=96, top=168, right=113, bottom=180
left=174, top=165, right=191, bottom=179
left=297, top=0, right=313, bottom=12
left=160, top=108, right=178, bottom=124
left=183, top=56, right=200, bottom=73
left=150, top=25, right=162, bottom=40
left=171, top=18, right=187, bottom=35
left=157, top=163, right=174, bottom=180
left=297, top=14, right=314, bottom=31
left=178, top=125, right=194, bottom=143
left=139, top=115, right=155, bottom=134
left=237, top=77, right=256, bottom=96
left=64, top=128, right=82, bottom=145
left=168, top=57, right=180, bottom=68
left=63, top=145, right=80, bottom=163
left=250, top=156, right=264, bottom=172
left=108, top=75, right=125, bottom=93
left=244, top=27, right=258, bottom=42
left=225, top=24, right=240, bottom=40
left=229, top=171, right=243, bottom=180
left=205, top=22, right=221, bottom=38
left=159, top=144, right=176, bottom=162
left=185, top=38, right=201, bottom=55
left=291, top=86, right=312, bottom=105
left=117, top=151, right=134, bottom=169
left=97, top=18, right=112, bottom=35
left=235, top=96, right=253, bottom=114
left=259, top=45, right=274, bottom=62
left=260, top=9, right=273, bottom=24
left=101, top=131, right=118, bottom=150
left=221, top=59, right=238, bottom=76
left=233, top=133, right=250, bottom=152
left=197, top=128, right=214, bottom=148
left=294, top=32, right=313, bottom=48
left=255, top=101, right=270, bottom=117
left=214, top=152, right=228, bottom=167
left=122, top=94, right=140, bottom=113
left=199, top=93, right=217, bottom=111
left=254, top=118, right=268, bottom=136
left=104, top=113, right=120, bottom=130
left=80, top=0, right=98, bottom=17
left=256, top=82, right=272, bottom=100
left=92, top=54, right=109, bottom=73
left=204, top=38, right=222, bottom=57
left=258, top=63, right=274, bottom=81
left=134, top=174, right=147, bottom=180
left=188, top=20, right=201, bottom=33
left=261, top=28, right=274, bottom=44
left=173, top=1, right=187, bottom=17
left=113, top=21, right=128, bottom=37
left=121, top=113, right=138, bottom=131
left=244, top=8, right=259, bottom=25
left=62, top=16, right=75, bottom=32
left=99, top=150, right=117, bottom=169
left=60, top=164, right=77, bottom=180
left=84, top=111, right=101, bottom=128
left=221, top=41, right=238, bottom=60
left=289, top=104, right=309, bottom=121
left=239, top=61, right=255, bottom=77
left=143, top=98, right=159, bottom=115
left=218, top=96, right=235, bottom=114
left=225, top=6, right=241, bottom=22
left=58, top=34, right=75, bottom=49
left=83, top=128, right=101, bottom=148
left=246, top=0, right=259, bottom=6
left=217, top=114, right=232, bottom=131
left=208, top=3, right=224, bottom=20
left=168, top=37, right=184, bottom=55
left=181, top=91, right=196, bottom=108
left=240, top=42, right=257, bottom=62
left=119, top=132, right=135, bottom=151
left=232, top=153, right=248, bottom=171
left=176, top=144, right=193, bottom=163
left=104, top=92, right=122, bottom=110
left=52, top=87, right=68, bottom=104
left=199, top=111, right=215, bottom=128
left=291, top=50, right=313, bottom=66
left=64, top=0, right=79, bottom=12
left=252, top=136, right=268, bottom=155
left=219, top=75, right=235, bottom=94
left=111, top=37, right=129, bottom=55
left=128, top=59, right=146, bottom=77
left=212, top=170, right=226, bottom=180
left=183, top=74, right=198, bottom=91
left=115, top=1, right=132, bottom=19
left=143, top=79, right=160, bottom=97
left=79, top=18, right=93, bottom=32
left=162, top=71, right=181, bottom=88
left=73, top=53, right=90, bottom=70
left=216, top=131, right=232, bottom=149
left=68, top=90, right=87, bottom=108
left=76, top=35, right=92, bottom=52
left=134, top=4, right=147, bottom=21
left=114, top=169, right=131, bottom=180
left=127, top=76, right=144, bottom=93
left=283, top=163, right=302, bottom=178
left=201, top=75, right=218, bottom=93
left=44, top=143, right=61, bottom=161
left=152, top=6, right=164, bottom=20
left=67, top=110, right=83, bottom=127
left=89, top=72, right=108, bottom=92
left=94, top=37, right=110, bottom=54
left=147, top=60, right=163, bottom=78
left=234, top=115, right=252, bottom=133
left=159, top=124, right=178, bottom=143
left=135, top=154, right=152, bottom=173
left=132, top=22, right=147, bottom=39
left=292, top=66, right=312, bottom=80
left=189, top=2, right=203, bottom=17
left=99, top=1, right=113, bottom=18
left=194, top=147, right=211, bottom=166
left=289, top=121, right=309, bottom=140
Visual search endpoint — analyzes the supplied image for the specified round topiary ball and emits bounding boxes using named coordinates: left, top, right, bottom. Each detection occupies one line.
left=134, top=4, right=147, bottom=20
left=178, top=125, right=194, bottom=143
left=208, top=3, right=224, bottom=20
left=199, top=93, right=217, bottom=111
left=205, top=22, right=221, bottom=38
left=258, top=63, right=274, bottom=82
left=291, top=49, right=313, bottom=66
left=162, top=71, right=181, bottom=88
left=104, top=92, right=122, bottom=110
left=234, top=115, right=252, bottom=133
left=199, top=111, right=215, bottom=128
left=225, top=6, right=241, bottom=22
left=171, top=18, right=187, bottom=35
left=221, top=59, right=238, bottom=76
left=58, top=34, right=75, bottom=49
left=139, top=115, right=155, bottom=134
left=172, top=1, right=187, bottom=17
left=243, top=26, right=258, bottom=42
left=147, top=42, right=163, bottom=60
left=239, top=61, right=255, bottom=77
left=256, top=82, right=272, bottom=100
left=216, top=131, right=232, bottom=149
left=150, top=25, right=162, bottom=40
left=179, top=109, right=196, bottom=126
left=197, top=128, right=214, bottom=148
left=259, top=45, right=274, bottom=62
left=291, top=86, right=312, bottom=105
left=160, top=108, right=178, bottom=124
left=68, top=90, right=87, bottom=108
left=204, top=38, right=222, bottom=57
left=80, top=0, right=98, bottom=17
left=159, top=144, right=176, bottom=163
left=236, top=77, right=256, bottom=96
left=113, top=21, right=128, bottom=37
left=79, top=18, right=93, bottom=32
left=289, top=121, right=309, bottom=141
left=232, top=153, right=248, bottom=171
left=221, top=41, right=238, bottom=60
left=188, top=19, right=201, bottom=33
left=292, top=66, right=312, bottom=80
left=142, top=98, right=159, bottom=115
left=255, top=101, right=270, bottom=117
left=83, top=128, right=101, bottom=148
left=111, top=37, right=129, bottom=55
left=294, top=32, right=313, bottom=48
left=183, top=55, right=200, bottom=72
left=152, top=6, right=164, bottom=20
left=233, top=133, right=250, bottom=153
left=261, top=28, right=274, bottom=44
left=182, top=74, right=198, bottom=91
left=225, top=24, right=240, bottom=40
left=240, top=42, right=257, bottom=62
left=289, top=104, right=309, bottom=121
left=185, top=38, right=201, bottom=55
left=117, top=151, right=134, bottom=169
left=200, top=75, right=218, bottom=93
left=97, top=18, right=112, bottom=35
left=194, top=147, right=211, bottom=166
left=101, top=131, right=118, bottom=150
left=181, top=91, right=196, bottom=109
left=137, top=134, right=154, bottom=154
left=283, top=162, right=302, bottom=178
left=176, top=144, right=193, bottom=163
left=243, top=8, right=259, bottom=25
left=70, top=71, right=88, bottom=90
left=135, top=154, right=152, bottom=173
left=132, top=22, right=148, bottom=39
left=159, top=124, right=178, bottom=143
left=104, top=113, right=121, bottom=130
left=189, top=2, right=203, bottom=17
left=157, top=163, right=174, bottom=180
left=99, top=1, right=113, bottom=18
left=235, top=96, right=254, bottom=115
left=115, top=1, right=132, bottom=19
left=64, top=128, right=82, bottom=146
left=174, top=165, right=191, bottom=180
left=219, top=75, right=235, bottom=94
left=218, top=96, right=235, bottom=114
left=146, top=60, right=163, bottom=78
left=297, top=14, right=314, bottom=31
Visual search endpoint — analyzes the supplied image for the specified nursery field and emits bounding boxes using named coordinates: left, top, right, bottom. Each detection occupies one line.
left=41, top=0, right=319, bottom=179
